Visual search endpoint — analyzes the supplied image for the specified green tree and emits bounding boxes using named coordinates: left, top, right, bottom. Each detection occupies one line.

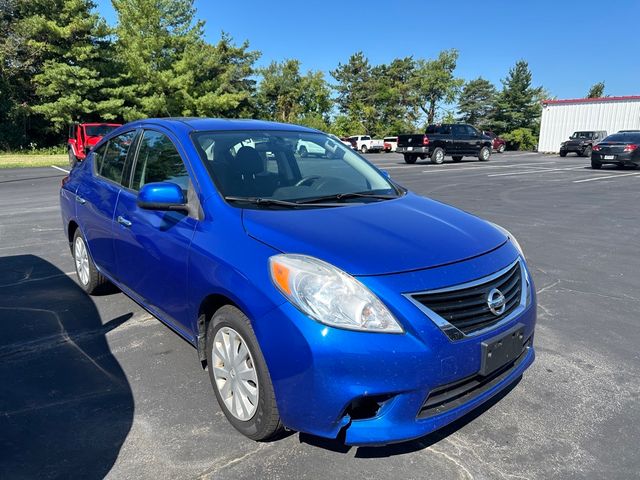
left=28, top=0, right=116, bottom=127
left=410, top=49, right=464, bottom=125
left=331, top=52, right=378, bottom=134
left=256, top=59, right=331, bottom=129
left=586, top=81, right=605, bottom=98
left=491, top=60, right=543, bottom=135
left=173, top=33, right=259, bottom=118
left=457, top=77, right=496, bottom=130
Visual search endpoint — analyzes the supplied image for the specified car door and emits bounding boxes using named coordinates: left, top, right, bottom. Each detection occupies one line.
left=450, top=125, right=468, bottom=154
left=75, top=130, right=138, bottom=278
left=113, top=128, right=199, bottom=335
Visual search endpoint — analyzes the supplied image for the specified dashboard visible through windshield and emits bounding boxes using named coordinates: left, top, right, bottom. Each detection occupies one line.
left=192, top=130, right=400, bottom=207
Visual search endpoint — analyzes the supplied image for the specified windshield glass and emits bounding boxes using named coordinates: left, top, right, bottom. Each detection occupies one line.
left=192, top=130, right=398, bottom=205
left=85, top=125, right=118, bottom=137
left=570, top=132, right=594, bottom=139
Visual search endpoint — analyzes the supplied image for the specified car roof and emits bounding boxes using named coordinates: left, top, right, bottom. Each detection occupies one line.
left=120, top=117, right=320, bottom=133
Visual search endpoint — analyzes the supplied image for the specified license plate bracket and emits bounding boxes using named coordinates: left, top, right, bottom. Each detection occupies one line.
left=480, top=323, right=525, bottom=376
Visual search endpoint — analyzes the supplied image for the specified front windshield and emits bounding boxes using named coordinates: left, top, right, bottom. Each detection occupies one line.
left=192, top=130, right=399, bottom=205
left=570, top=132, right=594, bottom=139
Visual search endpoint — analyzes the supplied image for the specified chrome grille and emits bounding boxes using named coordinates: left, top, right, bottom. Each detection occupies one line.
left=406, top=260, right=524, bottom=339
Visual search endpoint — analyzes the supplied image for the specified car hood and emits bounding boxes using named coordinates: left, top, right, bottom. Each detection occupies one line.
left=242, top=193, right=507, bottom=276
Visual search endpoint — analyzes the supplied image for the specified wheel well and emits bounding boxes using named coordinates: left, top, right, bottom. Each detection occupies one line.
left=197, top=294, right=239, bottom=367
left=67, top=221, right=79, bottom=252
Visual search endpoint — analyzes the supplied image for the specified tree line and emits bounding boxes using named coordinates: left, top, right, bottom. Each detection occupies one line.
left=1, top=0, right=558, bottom=151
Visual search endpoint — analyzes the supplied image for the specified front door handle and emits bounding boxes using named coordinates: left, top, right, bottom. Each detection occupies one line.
left=75, top=195, right=86, bottom=205
left=117, top=216, right=132, bottom=228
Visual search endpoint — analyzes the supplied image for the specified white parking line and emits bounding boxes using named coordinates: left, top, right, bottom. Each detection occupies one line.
left=487, top=167, right=585, bottom=177
left=572, top=172, right=640, bottom=183
left=416, top=163, right=559, bottom=174
left=51, top=165, right=70, bottom=173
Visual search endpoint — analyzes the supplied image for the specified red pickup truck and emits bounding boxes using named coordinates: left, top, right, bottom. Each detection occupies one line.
left=68, top=122, right=122, bottom=167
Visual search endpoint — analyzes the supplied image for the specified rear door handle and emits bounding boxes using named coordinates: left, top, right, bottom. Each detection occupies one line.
left=117, top=216, right=132, bottom=228
left=75, top=195, right=86, bottom=205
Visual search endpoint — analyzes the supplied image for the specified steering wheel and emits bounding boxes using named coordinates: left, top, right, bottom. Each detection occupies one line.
left=294, top=175, right=322, bottom=187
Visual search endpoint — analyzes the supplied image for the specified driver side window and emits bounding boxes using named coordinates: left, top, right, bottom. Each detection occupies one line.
left=132, top=131, right=190, bottom=192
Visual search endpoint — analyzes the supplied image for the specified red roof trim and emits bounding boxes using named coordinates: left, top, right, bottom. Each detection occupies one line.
left=543, top=95, right=640, bottom=105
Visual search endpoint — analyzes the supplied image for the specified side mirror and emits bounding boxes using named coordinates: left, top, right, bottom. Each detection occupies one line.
left=137, top=182, right=188, bottom=211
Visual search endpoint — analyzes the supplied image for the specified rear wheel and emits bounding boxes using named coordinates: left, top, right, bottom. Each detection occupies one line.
left=403, top=154, right=417, bottom=164
left=452, top=155, right=463, bottom=162
left=591, top=160, right=602, bottom=169
left=430, top=147, right=445, bottom=164
left=73, top=229, right=108, bottom=294
left=559, top=151, right=567, bottom=157
left=478, top=146, right=491, bottom=161
left=582, top=146, right=592, bottom=157
left=498, top=144, right=506, bottom=153
left=206, top=305, right=283, bottom=441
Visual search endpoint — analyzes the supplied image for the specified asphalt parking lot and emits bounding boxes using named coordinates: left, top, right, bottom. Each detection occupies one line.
left=1, top=151, right=639, bottom=479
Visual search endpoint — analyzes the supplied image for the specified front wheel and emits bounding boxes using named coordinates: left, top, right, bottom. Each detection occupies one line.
left=360, top=145, right=368, bottom=154
left=403, top=154, right=417, bottom=164
left=559, top=151, right=567, bottom=157
left=298, top=146, right=308, bottom=158
left=478, top=146, right=491, bottom=161
left=498, top=144, right=506, bottom=153
left=430, top=147, right=445, bottom=164
left=206, top=305, right=283, bottom=441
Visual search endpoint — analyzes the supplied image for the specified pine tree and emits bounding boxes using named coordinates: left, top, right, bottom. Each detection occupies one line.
left=457, top=77, right=496, bottom=130
left=586, top=82, right=605, bottom=98
left=27, top=0, right=116, bottom=126
left=492, top=60, right=543, bottom=135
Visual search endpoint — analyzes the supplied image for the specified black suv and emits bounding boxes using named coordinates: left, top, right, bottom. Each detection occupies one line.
left=559, top=131, right=607, bottom=157
left=396, top=124, right=493, bottom=164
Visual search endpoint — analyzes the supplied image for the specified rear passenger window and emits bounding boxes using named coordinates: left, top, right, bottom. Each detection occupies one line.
left=132, top=130, right=190, bottom=191
left=98, top=131, right=136, bottom=185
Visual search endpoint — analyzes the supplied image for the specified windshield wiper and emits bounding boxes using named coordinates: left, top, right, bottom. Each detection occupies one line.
left=296, top=192, right=399, bottom=204
left=224, top=196, right=340, bottom=208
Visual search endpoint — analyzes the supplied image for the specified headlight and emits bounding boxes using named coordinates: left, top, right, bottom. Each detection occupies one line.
left=269, top=254, right=403, bottom=333
left=490, top=223, right=525, bottom=259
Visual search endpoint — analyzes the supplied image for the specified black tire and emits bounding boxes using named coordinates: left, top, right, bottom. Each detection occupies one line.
left=68, top=149, right=77, bottom=168
left=582, top=146, right=592, bottom=157
left=591, top=160, right=602, bottom=169
left=478, top=146, right=491, bottom=162
left=72, top=228, right=108, bottom=294
left=360, top=145, right=368, bottom=154
left=430, top=147, right=445, bottom=164
left=452, top=155, right=463, bottom=162
left=206, top=305, right=283, bottom=441
left=559, top=151, right=567, bottom=157
left=298, top=146, right=308, bottom=158
left=403, top=154, right=417, bottom=164
left=498, top=144, right=506, bottom=153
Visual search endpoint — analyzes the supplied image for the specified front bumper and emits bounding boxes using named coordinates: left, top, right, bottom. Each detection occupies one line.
left=253, top=245, right=536, bottom=445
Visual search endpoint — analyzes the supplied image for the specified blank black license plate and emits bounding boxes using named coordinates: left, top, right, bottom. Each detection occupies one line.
left=480, top=324, right=525, bottom=376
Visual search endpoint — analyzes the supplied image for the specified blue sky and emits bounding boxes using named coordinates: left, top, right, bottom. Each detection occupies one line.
left=96, top=0, right=639, bottom=100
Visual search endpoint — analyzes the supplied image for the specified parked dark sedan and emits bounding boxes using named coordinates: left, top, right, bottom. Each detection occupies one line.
left=591, top=132, right=640, bottom=169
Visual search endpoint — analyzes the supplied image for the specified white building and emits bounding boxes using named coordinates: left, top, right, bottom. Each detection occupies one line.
left=538, top=96, right=640, bottom=153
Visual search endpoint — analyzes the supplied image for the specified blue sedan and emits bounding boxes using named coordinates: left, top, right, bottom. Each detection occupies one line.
left=59, top=118, right=536, bottom=445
